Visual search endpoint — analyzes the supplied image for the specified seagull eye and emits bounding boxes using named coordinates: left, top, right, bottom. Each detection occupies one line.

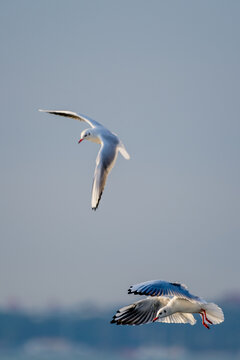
left=164, top=310, right=166, bottom=313
left=159, top=312, right=162, bottom=315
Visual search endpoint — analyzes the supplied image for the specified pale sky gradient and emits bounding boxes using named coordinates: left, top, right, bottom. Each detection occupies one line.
left=0, top=0, right=239, bottom=309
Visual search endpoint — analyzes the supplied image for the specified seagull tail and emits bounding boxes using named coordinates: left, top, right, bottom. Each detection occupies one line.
left=118, top=142, right=130, bottom=160
left=202, top=303, right=224, bottom=324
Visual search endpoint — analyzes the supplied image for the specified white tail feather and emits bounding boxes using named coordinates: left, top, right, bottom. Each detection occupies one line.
left=203, top=303, right=224, bottom=324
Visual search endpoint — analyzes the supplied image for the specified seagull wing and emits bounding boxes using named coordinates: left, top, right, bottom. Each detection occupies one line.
left=111, top=297, right=169, bottom=326
left=91, top=140, right=118, bottom=210
left=128, top=280, right=200, bottom=302
left=157, top=312, right=196, bottom=325
left=39, top=109, right=102, bottom=128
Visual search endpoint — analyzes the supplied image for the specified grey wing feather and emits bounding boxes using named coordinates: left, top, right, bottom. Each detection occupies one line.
left=111, top=297, right=169, bottom=326
left=39, top=109, right=102, bottom=128
left=91, top=142, right=118, bottom=210
left=128, top=280, right=200, bottom=302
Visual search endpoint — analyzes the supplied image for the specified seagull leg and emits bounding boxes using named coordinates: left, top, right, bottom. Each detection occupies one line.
left=200, top=312, right=210, bottom=329
left=202, top=309, right=213, bottom=325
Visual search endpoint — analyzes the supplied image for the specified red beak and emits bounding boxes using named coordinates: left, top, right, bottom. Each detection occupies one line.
left=78, top=139, right=83, bottom=144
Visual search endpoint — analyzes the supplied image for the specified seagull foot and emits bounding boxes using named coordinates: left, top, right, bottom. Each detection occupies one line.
left=202, top=310, right=213, bottom=324
left=200, top=312, right=210, bottom=329
left=203, top=322, right=210, bottom=330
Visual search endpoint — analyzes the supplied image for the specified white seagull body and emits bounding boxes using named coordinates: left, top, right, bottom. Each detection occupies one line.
left=39, top=110, right=130, bottom=210
left=111, top=280, right=224, bottom=329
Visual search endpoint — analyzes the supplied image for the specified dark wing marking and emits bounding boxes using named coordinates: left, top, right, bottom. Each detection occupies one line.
left=111, top=297, right=169, bottom=326
left=39, top=109, right=102, bottom=128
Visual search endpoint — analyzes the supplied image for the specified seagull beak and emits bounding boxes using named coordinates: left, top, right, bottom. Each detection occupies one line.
left=78, top=139, right=83, bottom=144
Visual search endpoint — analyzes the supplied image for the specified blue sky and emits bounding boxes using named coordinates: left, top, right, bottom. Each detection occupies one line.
left=0, top=0, right=239, bottom=309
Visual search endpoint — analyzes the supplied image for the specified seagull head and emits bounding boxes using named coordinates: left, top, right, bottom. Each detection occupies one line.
left=153, top=307, right=169, bottom=322
left=78, top=129, right=101, bottom=144
left=78, top=129, right=92, bottom=143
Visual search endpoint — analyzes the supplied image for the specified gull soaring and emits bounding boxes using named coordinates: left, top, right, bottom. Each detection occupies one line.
left=111, top=280, right=224, bottom=329
left=39, top=110, right=130, bottom=210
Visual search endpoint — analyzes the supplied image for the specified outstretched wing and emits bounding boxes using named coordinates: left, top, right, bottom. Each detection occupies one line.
left=128, top=280, right=200, bottom=302
left=39, top=109, right=102, bottom=128
left=157, top=312, right=196, bottom=325
left=91, top=141, right=118, bottom=210
left=111, top=297, right=169, bottom=326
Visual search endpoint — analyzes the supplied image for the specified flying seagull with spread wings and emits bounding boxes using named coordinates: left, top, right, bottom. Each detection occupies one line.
left=111, top=280, right=224, bottom=329
left=39, top=110, right=130, bottom=210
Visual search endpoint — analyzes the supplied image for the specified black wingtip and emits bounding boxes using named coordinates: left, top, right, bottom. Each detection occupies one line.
left=111, top=316, right=119, bottom=324
left=92, top=200, right=100, bottom=211
left=95, top=191, right=103, bottom=210
left=127, top=290, right=139, bottom=295
left=128, top=286, right=133, bottom=294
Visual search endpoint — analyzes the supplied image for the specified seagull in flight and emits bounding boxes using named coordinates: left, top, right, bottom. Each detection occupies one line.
left=39, top=110, right=130, bottom=210
left=111, top=280, right=224, bottom=329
